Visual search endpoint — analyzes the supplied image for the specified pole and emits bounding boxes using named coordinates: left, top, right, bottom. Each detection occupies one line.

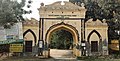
left=38, top=18, right=42, bottom=56
left=83, top=19, right=86, bottom=56
left=38, top=19, right=41, bottom=45
left=81, top=19, right=86, bottom=56
left=118, top=33, right=120, bottom=55
left=38, top=18, right=44, bottom=56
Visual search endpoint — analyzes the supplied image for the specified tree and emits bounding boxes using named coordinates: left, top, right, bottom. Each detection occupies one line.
left=50, top=30, right=73, bottom=49
left=102, top=0, right=120, bottom=40
left=0, top=0, right=31, bottom=28
left=70, top=0, right=120, bottom=40
left=70, top=0, right=120, bottom=22
left=83, top=0, right=119, bottom=21
left=85, top=1, right=104, bottom=21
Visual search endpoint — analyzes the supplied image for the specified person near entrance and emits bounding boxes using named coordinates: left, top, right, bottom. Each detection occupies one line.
left=38, top=41, right=43, bottom=56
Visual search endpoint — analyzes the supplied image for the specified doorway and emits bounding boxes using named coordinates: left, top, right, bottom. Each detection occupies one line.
left=91, top=41, right=98, bottom=52
left=25, top=41, right=32, bottom=52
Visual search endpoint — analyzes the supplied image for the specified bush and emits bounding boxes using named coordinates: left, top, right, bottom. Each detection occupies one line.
left=77, top=56, right=112, bottom=61
left=77, top=56, right=96, bottom=60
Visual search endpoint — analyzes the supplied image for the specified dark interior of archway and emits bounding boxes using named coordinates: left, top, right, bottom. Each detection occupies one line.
left=50, top=29, right=73, bottom=50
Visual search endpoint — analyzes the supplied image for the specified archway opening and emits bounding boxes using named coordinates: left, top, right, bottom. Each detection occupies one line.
left=49, top=29, right=74, bottom=58
left=45, top=23, right=80, bottom=57
left=50, top=29, right=73, bottom=49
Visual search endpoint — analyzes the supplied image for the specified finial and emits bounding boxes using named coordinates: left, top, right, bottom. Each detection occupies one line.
left=41, top=3, right=44, bottom=6
left=81, top=3, right=85, bottom=7
left=61, top=1, right=65, bottom=5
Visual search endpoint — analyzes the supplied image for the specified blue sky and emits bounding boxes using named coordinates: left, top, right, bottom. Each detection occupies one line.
left=21, top=0, right=69, bottom=20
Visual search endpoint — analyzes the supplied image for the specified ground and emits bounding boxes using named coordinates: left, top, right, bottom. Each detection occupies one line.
left=2, top=56, right=120, bottom=61
left=0, top=49, right=76, bottom=61
left=1, top=49, right=120, bottom=61
left=0, top=56, right=77, bottom=61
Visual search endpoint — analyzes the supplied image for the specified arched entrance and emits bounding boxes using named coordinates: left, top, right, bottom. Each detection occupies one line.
left=23, top=29, right=37, bottom=44
left=50, top=29, right=73, bottom=58
left=23, top=29, right=37, bottom=52
left=87, top=30, right=102, bottom=55
left=50, top=29, right=73, bottom=49
left=45, top=22, right=80, bottom=57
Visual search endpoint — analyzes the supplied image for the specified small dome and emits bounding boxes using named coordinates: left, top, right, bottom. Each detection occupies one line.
left=41, top=3, right=44, bottom=6
left=81, top=3, right=85, bottom=7
left=61, top=1, right=65, bottom=5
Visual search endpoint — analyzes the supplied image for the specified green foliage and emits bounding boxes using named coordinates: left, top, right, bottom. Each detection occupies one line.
left=70, top=0, right=120, bottom=41
left=70, top=0, right=120, bottom=26
left=85, top=1, right=103, bottom=20
left=101, top=0, right=120, bottom=40
left=77, top=56, right=113, bottom=61
left=0, top=0, right=31, bottom=28
left=84, top=0, right=120, bottom=21
left=50, top=30, right=73, bottom=49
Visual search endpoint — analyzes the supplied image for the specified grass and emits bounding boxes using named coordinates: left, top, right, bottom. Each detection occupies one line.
left=77, top=55, right=120, bottom=61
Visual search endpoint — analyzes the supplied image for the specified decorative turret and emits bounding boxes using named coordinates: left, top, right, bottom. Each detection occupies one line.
left=40, top=2, right=44, bottom=6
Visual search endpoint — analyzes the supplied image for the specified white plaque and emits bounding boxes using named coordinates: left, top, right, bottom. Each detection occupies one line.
left=81, top=43, right=85, bottom=46
left=39, top=41, right=43, bottom=48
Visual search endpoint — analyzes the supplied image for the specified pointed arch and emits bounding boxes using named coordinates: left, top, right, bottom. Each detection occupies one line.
left=23, top=29, right=37, bottom=43
left=45, top=22, right=79, bottom=44
left=45, top=22, right=80, bottom=56
left=87, top=30, right=102, bottom=42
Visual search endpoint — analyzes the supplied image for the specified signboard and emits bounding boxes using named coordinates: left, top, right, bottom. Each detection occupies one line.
left=81, top=43, right=85, bottom=46
left=111, top=40, right=119, bottom=43
left=109, top=44, right=119, bottom=51
left=0, top=39, right=16, bottom=45
left=10, top=44, right=23, bottom=52
left=109, top=40, right=119, bottom=51
left=39, top=41, right=43, bottom=48
left=0, top=39, right=23, bottom=45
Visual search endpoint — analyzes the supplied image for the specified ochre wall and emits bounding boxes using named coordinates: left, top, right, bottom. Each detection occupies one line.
left=23, top=18, right=39, bottom=46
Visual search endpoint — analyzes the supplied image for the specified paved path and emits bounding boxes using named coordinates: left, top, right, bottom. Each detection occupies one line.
left=50, top=49, right=74, bottom=58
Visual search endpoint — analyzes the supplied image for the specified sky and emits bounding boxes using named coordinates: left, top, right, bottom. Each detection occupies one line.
left=21, top=0, right=69, bottom=20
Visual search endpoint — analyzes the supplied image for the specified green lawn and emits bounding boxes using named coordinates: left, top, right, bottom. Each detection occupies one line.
left=77, top=56, right=120, bottom=61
